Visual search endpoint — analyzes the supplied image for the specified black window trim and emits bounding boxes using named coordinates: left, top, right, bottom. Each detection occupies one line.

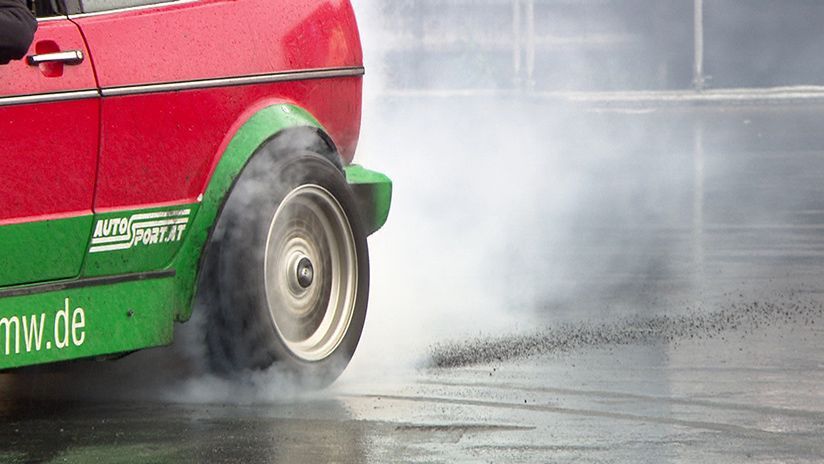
left=66, top=0, right=195, bottom=17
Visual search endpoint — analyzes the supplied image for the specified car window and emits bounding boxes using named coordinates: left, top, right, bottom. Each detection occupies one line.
left=30, top=0, right=64, bottom=17
left=79, top=0, right=171, bottom=14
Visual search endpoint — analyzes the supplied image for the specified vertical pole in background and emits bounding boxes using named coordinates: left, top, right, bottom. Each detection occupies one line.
left=526, top=0, right=536, bottom=92
left=692, top=120, right=705, bottom=287
left=693, top=1, right=706, bottom=282
left=513, top=0, right=522, bottom=90
left=693, top=0, right=705, bottom=90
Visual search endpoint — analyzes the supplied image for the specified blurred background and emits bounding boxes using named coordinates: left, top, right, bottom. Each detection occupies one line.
left=360, top=0, right=824, bottom=92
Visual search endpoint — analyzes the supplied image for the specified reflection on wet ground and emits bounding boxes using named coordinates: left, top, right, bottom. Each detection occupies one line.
left=342, top=322, right=824, bottom=463
left=3, top=321, right=823, bottom=463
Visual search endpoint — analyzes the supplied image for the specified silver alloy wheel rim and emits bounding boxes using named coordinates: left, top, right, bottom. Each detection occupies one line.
left=263, top=184, right=358, bottom=362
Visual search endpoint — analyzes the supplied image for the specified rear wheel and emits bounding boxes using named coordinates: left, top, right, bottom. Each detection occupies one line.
left=202, top=150, right=369, bottom=387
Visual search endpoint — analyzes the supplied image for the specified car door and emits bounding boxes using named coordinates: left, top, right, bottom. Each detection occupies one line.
left=0, top=14, right=99, bottom=287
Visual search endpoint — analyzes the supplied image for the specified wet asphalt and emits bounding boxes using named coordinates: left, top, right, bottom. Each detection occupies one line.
left=4, top=97, right=824, bottom=463
left=2, top=319, right=823, bottom=463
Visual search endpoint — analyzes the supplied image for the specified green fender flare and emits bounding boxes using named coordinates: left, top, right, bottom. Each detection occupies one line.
left=167, top=104, right=392, bottom=322
left=168, top=104, right=327, bottom=321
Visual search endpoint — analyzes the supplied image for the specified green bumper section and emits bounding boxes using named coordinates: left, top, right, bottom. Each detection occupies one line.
left=345, top=165, right=393, bottom=236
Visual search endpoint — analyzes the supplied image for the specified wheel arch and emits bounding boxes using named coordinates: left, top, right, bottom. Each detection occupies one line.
left=168, top=103, right=343, bottom=322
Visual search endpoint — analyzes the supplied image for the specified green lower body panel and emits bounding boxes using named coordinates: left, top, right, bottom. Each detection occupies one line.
left=0, top=215, right=92, bottom=287
left=0, top=274, right=175, bottom=369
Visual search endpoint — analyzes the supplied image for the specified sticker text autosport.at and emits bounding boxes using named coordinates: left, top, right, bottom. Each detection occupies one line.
left=0, top=298, right=86, bottom=356
left=89, top=209, right=191, bottom=254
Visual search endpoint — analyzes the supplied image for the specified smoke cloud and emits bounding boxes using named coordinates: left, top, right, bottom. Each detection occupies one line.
left=342, top=0, right=824, bottom=381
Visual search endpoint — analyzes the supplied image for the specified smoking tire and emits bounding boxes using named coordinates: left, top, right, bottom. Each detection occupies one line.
left=203, top=150, right=369, bottom=388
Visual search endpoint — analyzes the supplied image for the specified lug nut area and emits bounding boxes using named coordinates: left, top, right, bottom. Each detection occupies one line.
left=296, top=256, right=314, bottom=288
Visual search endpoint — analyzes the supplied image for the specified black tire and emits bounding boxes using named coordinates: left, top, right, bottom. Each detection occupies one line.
left=201, top=150, right=369, bottom=388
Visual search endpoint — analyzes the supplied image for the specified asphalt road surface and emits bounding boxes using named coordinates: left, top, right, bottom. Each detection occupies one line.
left=3, top=97, right=824, bottom=463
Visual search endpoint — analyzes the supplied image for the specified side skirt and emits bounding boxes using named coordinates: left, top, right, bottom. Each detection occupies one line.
left=0, top=272, right=176, bottom=369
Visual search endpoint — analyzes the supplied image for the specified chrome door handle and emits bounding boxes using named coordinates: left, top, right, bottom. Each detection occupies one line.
left=27, top=50, right=85, bottom=66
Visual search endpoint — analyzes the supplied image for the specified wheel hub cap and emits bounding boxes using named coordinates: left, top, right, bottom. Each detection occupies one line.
left=296, top=257, right=314, bottom=289
left=263, top=184, right=358, bottom=362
